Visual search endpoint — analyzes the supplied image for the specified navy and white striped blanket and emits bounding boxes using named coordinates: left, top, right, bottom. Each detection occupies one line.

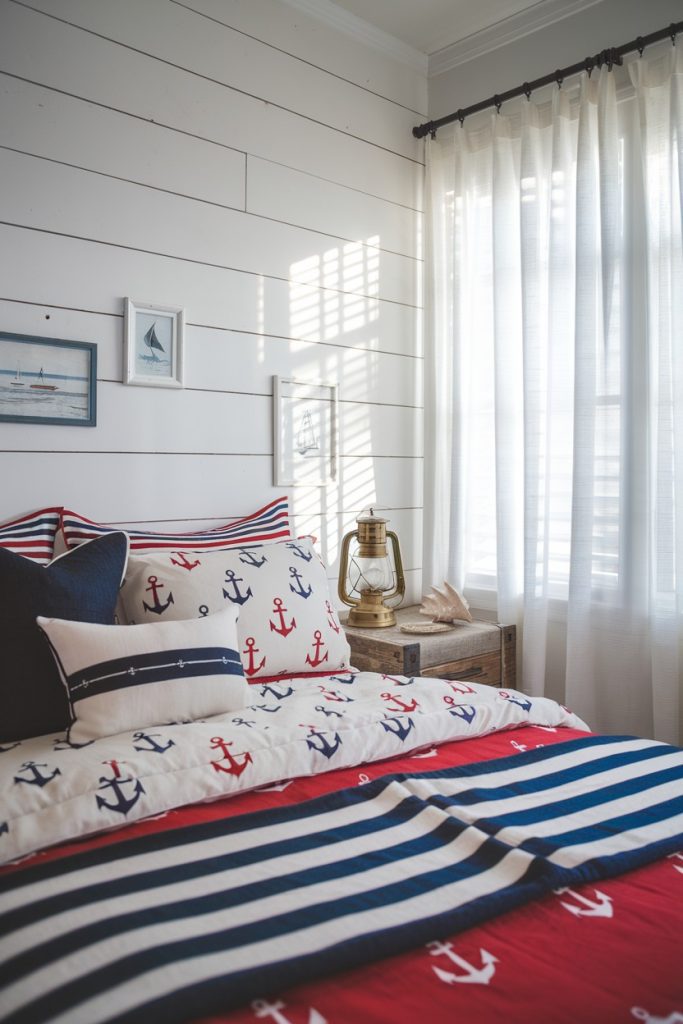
left=1, top=734, right=681, bottom=1024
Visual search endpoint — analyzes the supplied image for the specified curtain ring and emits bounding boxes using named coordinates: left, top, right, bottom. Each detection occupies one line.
left=670, top=23, right=678, bottom=46
left=522, top=82, right=532, bottom=100
left=636, top=36, right=645, bottom=57
left=493, top=95, right=502, bottom=113
left=456, top=109, right=465, bottom=126
left=555, top=70, right=563, bottom=89
left=584, top=56, right=594, bottom=77
left=429, top=127, right=437, bottom=140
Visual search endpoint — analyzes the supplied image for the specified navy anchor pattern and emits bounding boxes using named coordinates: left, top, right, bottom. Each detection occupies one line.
left=0, top=672, right=583, bottom=866
left=122, top=537, right=351, bottom=683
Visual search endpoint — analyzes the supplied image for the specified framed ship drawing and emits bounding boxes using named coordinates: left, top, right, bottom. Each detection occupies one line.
left=273, top=376, right=338, bottom=487
left=0, top=332, right=97, bottom=427
left=124, top=299, right=184, bottom=388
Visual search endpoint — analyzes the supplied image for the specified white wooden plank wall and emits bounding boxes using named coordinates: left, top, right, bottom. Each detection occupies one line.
left=0, top=0, right=425, bottom=600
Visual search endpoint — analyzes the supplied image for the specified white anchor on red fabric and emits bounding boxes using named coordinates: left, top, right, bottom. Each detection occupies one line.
left=427, top=940, right=499, bottom=985
left=668, top=852, right=683, bottom=874
left=251, top=998, right=327, bottom=1024
left=554, top=887, right=613, bottom=917
left=631, top=1008, right=683, bottom=1024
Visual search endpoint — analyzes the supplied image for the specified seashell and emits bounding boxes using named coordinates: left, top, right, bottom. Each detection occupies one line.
left=419, top=581, right=473, bottom=624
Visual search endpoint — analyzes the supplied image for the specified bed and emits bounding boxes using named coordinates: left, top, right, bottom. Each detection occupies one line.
left=1, top=503, right=681, bottom=1024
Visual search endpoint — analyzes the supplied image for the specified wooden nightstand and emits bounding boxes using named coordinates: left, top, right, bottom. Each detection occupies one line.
left=343, top=606, right=516, bottom=688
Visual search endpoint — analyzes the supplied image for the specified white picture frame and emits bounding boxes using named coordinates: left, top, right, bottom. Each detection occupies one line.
left=124, top=299, right=185, bottom=388
left=273, top=376, right=338, bottom=487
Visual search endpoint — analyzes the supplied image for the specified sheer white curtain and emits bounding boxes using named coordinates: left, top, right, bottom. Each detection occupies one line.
left=424, top=45, right=682, bottom=743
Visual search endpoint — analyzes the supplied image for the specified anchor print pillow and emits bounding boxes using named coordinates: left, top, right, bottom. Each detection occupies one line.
left=0, top=506, right=63, bottom=564
left=0, top=531, right=129, bottom=743
left=118, top=538, right=351, bottom=681
left=60, top=497, right=291, bottom=554
left=38, top=606, right=250, bottom=743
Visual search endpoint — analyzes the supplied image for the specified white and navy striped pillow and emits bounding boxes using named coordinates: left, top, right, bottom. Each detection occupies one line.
left=38, top=606, right=250, bottom=742
left=0, top=507, right=62, bottom=564
left=60, top=497, right=291, bottom=554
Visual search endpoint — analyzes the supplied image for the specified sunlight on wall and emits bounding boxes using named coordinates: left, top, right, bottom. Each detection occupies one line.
left=287, top=237, right=384, bottom=568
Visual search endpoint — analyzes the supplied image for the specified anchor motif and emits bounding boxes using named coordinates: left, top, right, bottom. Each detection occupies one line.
left=170, top=551, right=200, bottom=571
left=317, top=685, right=354, bottom=703
left=0, top=822, right=7, bottom=837
left=314, top=704, right=343, bottom=718
left=286, top=542, right=313, bottom=562
left=253, top=703, right=282, bottom=714
left=381, top=673, right=412, bottom=687
left=269, top=598, right=297, bottom=637
left=198, top=605, right=210, bottom=617
left=239, top=548, right=268, bottom=568
left=554, top=887, right=613, bottom=918
left=444, top=699, right=477, bottom=724
left=428, top=941, right=499, bottom=985
left=632, top=1008, right=683, bottom=1024
left=258, top=681, right=294, bottom=700
left=289, top=566, right=312, bottom=598
left=447, top=680, right=476, bottom=695
left=381, top=691, right=419, bottom=713
left=132, top=730, right=175, bottom=754
left=243, top=637, right=266, bottom=676
left=328, top=673, right=356, bottom=685
left=305, top=630, right=329, bottom=668
left=232, top=716, right=256, bottom=728
left=498, top=690, right=532, bottom=711
left=13, top=760, right=61, bottom=788
left=303, top=726, right=342, bottom=759
left=53, top=734, right=95, bottom=750
left=0, top=741, right=20, bottom=754
left=325, top=601, right=341, bottom=634
left=210, top=736, right=253, bottom=777
left=223, top=569, right=253, bottom=605
left=381, top=714, right=415, bottom=742
left=668, top=852, right=683, bottom=875
left=143, top=575, right=174, bottom=615
left=252, top=997, right=327, bottom=1024
left=95, top=763, right=145, bottom=816
left=510, top=739, right=528, bottom=752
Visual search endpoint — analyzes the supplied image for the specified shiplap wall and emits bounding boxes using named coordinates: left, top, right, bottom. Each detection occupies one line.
left=0, top=0, right=426, bottom=599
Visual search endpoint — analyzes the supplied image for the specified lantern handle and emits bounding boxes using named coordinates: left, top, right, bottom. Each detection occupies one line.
left=337, top=528, right=361, bottom=608
left=382, top=530, right=406, bottom=605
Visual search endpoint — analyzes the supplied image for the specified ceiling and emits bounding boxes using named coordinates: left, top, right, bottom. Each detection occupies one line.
left=328, top=0, right=549, bottom=56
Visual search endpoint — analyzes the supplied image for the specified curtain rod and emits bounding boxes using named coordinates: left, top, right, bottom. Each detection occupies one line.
left=413, top=20, right=682, bottom=139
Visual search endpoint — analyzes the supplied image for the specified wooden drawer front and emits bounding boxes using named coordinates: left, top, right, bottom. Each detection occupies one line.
left=347, top=638, right=420, bottom=676
left=420, top=650, right=502, bottom=687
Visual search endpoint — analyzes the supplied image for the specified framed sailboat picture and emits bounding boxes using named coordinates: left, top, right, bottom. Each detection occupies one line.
left=0, top=332, right=97, bottom=427
left=273, top=376, right=338, bottom=487
left=124, top=299, right=184, bottom=388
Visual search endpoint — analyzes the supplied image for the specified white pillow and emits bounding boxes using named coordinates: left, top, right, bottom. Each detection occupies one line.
left=37, top=606, right=250, bottom=742
left=118, top=538, right=350, bottom=680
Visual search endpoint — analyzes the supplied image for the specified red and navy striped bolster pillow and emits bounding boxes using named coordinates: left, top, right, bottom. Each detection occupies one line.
left=60, top=497, right=291, bottom=553
left=0, top=507, right=62, bottom=564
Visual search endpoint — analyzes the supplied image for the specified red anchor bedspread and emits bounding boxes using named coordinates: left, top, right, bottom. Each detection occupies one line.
left=2, top=725, right=681, bottom=1024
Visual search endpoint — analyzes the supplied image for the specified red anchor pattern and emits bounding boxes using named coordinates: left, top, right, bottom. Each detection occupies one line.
left=305, top=630, right=329, bottom=668
left=209, top=737, right=253, bottom=777
left=381, top=691, right=420, bottom=713
left=325, top=601, right=341, bottom=634
left=243, top=637, right=266, bottom=677
left=269, top=597, right=296, bottom=637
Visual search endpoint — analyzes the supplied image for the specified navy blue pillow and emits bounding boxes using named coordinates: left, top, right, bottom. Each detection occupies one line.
left=0, top=532, right=129, bottom=742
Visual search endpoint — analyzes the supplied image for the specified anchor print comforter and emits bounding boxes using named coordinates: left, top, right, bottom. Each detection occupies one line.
left=1, top=675, right=682, bottom=1024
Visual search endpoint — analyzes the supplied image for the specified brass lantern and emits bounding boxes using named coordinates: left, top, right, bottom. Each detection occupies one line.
left=338, top=509, right=405, bottom=628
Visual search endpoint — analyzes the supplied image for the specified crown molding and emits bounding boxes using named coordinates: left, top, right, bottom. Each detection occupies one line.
left=429, top=0, right=604, bottom=77
left=280, top=0, right=428, bottom=74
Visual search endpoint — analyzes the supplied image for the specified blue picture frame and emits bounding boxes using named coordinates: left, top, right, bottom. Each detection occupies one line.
left=0, top=332, right=97, bottom=427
